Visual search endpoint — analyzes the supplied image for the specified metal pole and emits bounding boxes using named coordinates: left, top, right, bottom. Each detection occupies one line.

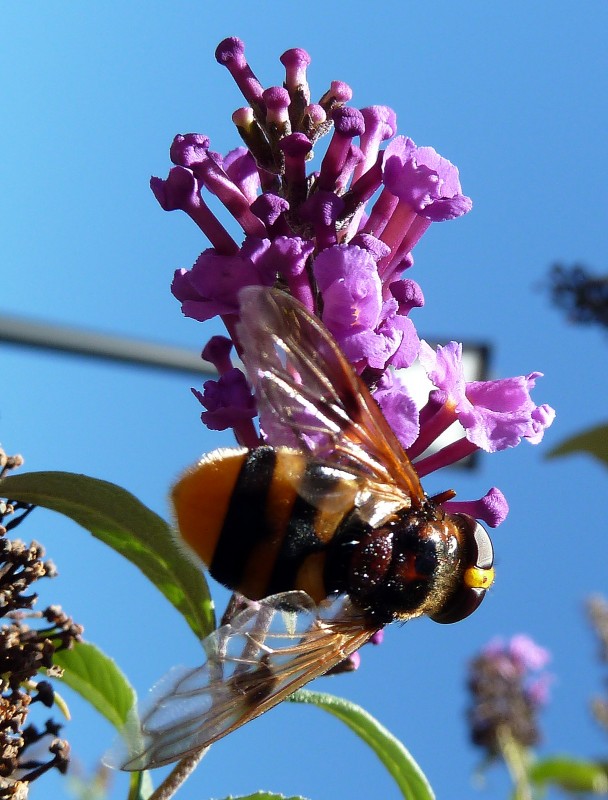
left=0, top=314, right=216, bottom=378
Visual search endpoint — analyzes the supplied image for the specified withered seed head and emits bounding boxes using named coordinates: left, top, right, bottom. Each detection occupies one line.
left=0, top=448, right=83, bottom=794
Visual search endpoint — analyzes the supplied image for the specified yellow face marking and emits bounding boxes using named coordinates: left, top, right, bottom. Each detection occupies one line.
left=464, top=565, right=495, bottom=590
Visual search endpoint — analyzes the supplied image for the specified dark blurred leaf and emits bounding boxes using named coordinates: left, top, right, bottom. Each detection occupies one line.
left=288, top=690, right=434, bottom=800
left=545, top=263, right=608, bottom=330
left=546, top=424, right=608, bottom=467
left=529, top=756, right=608, bottom=794
left=0, top=471, right=215, bottom=640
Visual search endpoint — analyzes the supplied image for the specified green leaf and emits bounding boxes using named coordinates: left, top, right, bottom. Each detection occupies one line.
left=128, top=770, right=154, bottom=800
left=225, top=792, right=306, bottom=800
left=288, top=690, right=435, bottom=800
left=0, top=471, right=215, bottom=640
left=546, top=423, right=608, bottom=467
left=53, top=641, right=136, bottom=731
left=529, top=756, right=608, bottom=794
left=55, top=642, right=155, bottom=798
left=221, top=795, right=309, bottom=800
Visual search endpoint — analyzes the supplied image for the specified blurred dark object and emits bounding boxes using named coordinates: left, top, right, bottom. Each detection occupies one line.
left=546, top=264, right=608, bottom=330
left=466, top=635, right=551, bottom=758
left=588, top=595, right=608, bottom=734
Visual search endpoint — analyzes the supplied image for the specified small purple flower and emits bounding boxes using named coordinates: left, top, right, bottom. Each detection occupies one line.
left=373, top=371, right=420, bottom=449
left=201, top=335, right=234, bottom=374
left=389, top=278, right=424, bottom=314
left=508, top=634, right=551, bottom=673
left=417, top=340, right=555, bottom=454
left=314, top=244, right=382, bottom=362
left=313, top=245, right=419, bottom=373
left=268, top=235, right=316, bottom=311
left=480, top=635, right=553, bottom=695
left=150, top=166, right=239, bottom=255
left=526, top=673, right=554, bottom=706
left=377, top=298, right=419, bottom=369
left=172, top=239, right=275, bottom=323
left=193, top=368, right=257, bottom=442
left=369, top=629, right=385, bottom=646
left=444, top=487, right=509, bottom=529
left=383, top=136, right=473, bottom=222
left=325, top=650, right=361, bottom=675
left=224, top=147, right=262, bottom=205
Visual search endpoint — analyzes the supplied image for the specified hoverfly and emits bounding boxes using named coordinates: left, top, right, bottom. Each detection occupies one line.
left=116, top=286, right=494, bottom=770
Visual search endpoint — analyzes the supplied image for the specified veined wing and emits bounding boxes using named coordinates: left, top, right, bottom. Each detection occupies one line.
left=237, top=287, right=425, bottom=506
left=112, top=591, right=379, bottom=771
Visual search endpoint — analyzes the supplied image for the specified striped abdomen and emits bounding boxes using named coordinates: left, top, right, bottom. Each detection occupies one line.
left=171, top=446, right=368, bottom=604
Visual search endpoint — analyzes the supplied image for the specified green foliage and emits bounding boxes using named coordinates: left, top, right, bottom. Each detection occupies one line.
left=128, top=770, right=154, bottom=800
left=529, top=756, right=608, bottom=794
left=288, top=689, right=435, bottom=800
left=0, top=470, right=215, bottom=640
left=53, top=641, right=136, bottom=731
left=221, top=795, right=309, bottom=800
left=53, top=641, right=154, bottom=798
left=547, top=423, right=608, bottom=467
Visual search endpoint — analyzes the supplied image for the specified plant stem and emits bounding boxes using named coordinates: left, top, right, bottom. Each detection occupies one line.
left=497, top=726, right=533, bottom=800
left=148, top=748, right=208, bottom=800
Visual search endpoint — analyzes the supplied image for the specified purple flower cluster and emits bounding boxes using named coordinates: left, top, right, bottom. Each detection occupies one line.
left=467, top=634, right=553, bottom=755
left=481, top=635, right=553, bottom=704
left=152, top=36, right=555, bottom=530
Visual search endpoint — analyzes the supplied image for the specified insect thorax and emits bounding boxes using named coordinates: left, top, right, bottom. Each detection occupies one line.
left=325, top=505, right=464, bottom=624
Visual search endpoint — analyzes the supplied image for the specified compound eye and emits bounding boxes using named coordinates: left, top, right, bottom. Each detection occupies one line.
left=430, top=585, right=486, bottom=624
left=455, top=514, right=494, bottom=569
left=470, top=519, right=494, bottom=570
left=430, top=515, right=495, bottom=625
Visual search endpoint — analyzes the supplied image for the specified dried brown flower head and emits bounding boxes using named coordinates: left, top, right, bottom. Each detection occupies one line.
left=0, top=449, right=83, bottom=798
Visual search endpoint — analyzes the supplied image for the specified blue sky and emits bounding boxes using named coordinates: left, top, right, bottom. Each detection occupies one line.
left=2, top=3, right=608, bottom=798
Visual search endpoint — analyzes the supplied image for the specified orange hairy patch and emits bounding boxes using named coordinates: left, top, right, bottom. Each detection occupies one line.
left=172, top=449, right=247, bottom=565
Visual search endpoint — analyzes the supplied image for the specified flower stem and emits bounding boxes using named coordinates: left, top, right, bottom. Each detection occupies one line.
left=496, top=726, right=534, bottom=800
left=148, top=748, right=208, bottom=800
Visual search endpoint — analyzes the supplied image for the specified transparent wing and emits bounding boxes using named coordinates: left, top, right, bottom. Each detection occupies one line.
left=237, top=287, right=425, bottom=505
left=111, top=591, right=379, bottom=771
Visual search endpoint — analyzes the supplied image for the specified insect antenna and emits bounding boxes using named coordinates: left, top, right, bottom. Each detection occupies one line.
left=428, top=489, right=457, bottom=505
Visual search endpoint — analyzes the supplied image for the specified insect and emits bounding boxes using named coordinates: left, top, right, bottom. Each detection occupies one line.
left=115, top=286, right=495, bottom=770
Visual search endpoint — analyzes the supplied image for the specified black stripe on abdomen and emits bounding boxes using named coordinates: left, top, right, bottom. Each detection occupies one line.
left=210, top=447, right=276, bottom=589
left=266, top=461, right=344, bottom=595
left=324, top=509, right=371, bottom=596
